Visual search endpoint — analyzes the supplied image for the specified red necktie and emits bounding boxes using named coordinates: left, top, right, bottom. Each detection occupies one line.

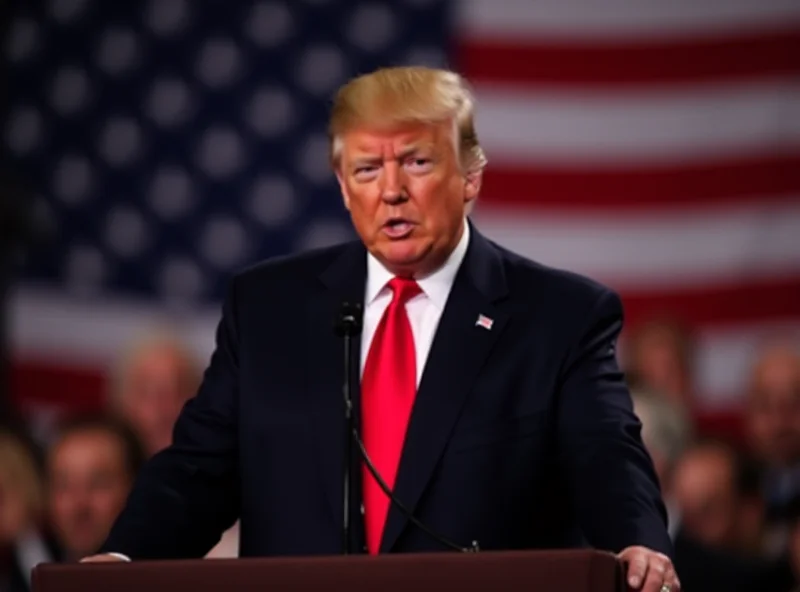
left=361, top=277, right=422, bottom=554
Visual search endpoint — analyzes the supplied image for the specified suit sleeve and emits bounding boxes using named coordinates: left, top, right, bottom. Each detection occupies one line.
left=100, top=278, right=242, bottom=560
left=556, top=288, right=673, bottom=557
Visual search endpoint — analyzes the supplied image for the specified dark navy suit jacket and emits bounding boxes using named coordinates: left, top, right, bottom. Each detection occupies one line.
left=102, top=223, right=672, bottom=559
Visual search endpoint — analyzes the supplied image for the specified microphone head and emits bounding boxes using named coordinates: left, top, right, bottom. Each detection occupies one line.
left=335, top=302, right=363, bottom=336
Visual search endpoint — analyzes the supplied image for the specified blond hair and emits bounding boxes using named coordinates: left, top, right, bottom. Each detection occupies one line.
left=328, top=66, right=487, bottom=174
left=0, top=429, right=45, bottom=524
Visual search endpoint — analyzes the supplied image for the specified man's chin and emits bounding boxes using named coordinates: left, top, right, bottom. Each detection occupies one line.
left=376, top=247, right=431, bottom=275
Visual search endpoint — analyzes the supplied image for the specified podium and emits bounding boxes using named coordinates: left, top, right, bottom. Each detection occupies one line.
left=33, top=550, right=625, bottom=592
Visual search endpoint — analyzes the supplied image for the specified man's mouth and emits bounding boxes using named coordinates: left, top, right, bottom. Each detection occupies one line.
left=382, top=218, right=415, bottom=239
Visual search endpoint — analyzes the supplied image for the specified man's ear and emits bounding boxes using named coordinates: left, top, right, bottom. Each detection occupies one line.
left=336, top=170, right=351, bottom=211
left=464, top=168, right=482, bottom=204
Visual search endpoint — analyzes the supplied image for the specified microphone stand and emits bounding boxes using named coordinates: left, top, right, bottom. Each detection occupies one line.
left=335, top=302, right=362, bottom=555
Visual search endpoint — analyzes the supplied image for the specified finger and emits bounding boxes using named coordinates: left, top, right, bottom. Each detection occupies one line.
left=662, top=566, right=680, bottom=591
left=627, top=554, right=649, bottom=589
left=641, top=560, right=668, bottom=592
left=79, top=555, right=125, bottom=563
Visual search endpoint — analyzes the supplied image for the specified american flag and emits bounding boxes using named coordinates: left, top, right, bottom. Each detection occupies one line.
left=4, top=0, right=800, bottom=421
left=475, top=314, right=494, bottom=331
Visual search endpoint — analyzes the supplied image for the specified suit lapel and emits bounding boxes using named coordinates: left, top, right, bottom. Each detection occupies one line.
left=305, top=242, right=367, bottom=529
left=380, top=227, right=511, bottom=552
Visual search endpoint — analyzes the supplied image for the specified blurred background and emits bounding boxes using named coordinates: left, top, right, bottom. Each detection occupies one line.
left=0, top=0, right=799, bottom=590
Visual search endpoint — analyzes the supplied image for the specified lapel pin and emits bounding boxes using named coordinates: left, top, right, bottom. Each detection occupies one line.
left=475, top=314, right=494, bottom=330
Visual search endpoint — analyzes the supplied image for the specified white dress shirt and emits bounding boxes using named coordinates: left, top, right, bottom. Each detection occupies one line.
left=361, top=220, right=470, bottom=385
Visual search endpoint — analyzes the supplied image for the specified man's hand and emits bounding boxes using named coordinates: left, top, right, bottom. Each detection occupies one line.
left=618, top=546, right=680, bottom=592
left=79, top=555, right=127, bottom=563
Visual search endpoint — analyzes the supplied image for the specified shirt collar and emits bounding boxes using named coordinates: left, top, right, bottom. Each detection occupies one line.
left=365, top=219, right=470, bottom=309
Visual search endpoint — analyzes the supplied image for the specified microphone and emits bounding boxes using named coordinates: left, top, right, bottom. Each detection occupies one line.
left=335, top=302, right=480, bottom=554
left=334, top=302, right=362, bottom=554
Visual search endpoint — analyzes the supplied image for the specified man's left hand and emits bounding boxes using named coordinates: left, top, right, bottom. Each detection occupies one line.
left=617, top=546, right=680, bottom=592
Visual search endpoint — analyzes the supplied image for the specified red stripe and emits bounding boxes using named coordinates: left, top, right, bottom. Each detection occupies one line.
left=458, top=27, right=800, bottom=86
left=480, top=153, right=800, bottom=211
left=694, top=408, right=746, bottom=444
left=620, top=275, right=800, bottom=329
left=11, top=358, right=107, bottom=414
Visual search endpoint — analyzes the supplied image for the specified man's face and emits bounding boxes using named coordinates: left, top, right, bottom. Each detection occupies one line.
left=48, top=430, right=132, bottom=559
left=748, top=349, right=800, bottom=468
left=120, top=346, right=193, bottom=457
left=671, top=447, right=738, bottom=548
left=336, top=120, right=478, bottom=277
left=632, top=327, right=689, bottom=406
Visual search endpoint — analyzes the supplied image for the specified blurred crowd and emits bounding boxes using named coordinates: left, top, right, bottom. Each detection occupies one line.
left=0, top=332, right=239, bottom=592
left=1, top=318, right=799, bottom=591
left=629, top=319, right=800, bottom=591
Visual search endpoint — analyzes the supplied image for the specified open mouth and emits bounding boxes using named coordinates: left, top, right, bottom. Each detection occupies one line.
left=382, top=218, right=415, bottom=239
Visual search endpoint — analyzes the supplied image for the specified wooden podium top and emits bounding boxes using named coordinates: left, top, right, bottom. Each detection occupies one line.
left=33, top=549, right=624, bottom=592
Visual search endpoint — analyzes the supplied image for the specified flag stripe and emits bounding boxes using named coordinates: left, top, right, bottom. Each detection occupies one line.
left=480, top=153, right=800, bottom=210
left=620, top=275, right=800, bottom=328
left=460, top=28, right=800, bottom=87
left=474, top=82, right=800, bottom=164
left=460, top=0, right=800, bottom=39
left=691, top=320, right=800, bottom=405
left=11, top=359, right=105, bottom=413
left=474, top=203, right=800, bottom=288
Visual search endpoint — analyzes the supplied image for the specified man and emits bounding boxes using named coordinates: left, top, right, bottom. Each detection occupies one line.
left=746, top=342, right=800, bottom=560
left=625, top=319, right=696, bottom=409
left=671, top=440, right=762, bottom=553
left=747, top=342, right=800, bottom=511
left=85, top=66, right=678, bottom=592
left=48, top=417, right=144, bottom=562
left=669, top=439, right=792, bottom=591
left=108, top=332, right=202, bottom=458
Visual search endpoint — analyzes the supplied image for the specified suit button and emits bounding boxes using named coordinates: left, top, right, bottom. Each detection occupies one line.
left=360, top=503, right=365, bottom=515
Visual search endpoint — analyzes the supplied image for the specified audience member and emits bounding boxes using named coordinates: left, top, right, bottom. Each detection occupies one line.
left=0, top=430, right=57, bottom=592
left=108, top=332, right=201, bottom=458
left=669, top=439, right=794, bottom=590
left=671, top=439, right=760, bottom=552
left=625, top=318, right=695, bottom=409
left=746, top=342, right=800, bottom=506
left=108, top=333, right=239, bottom=558
left=46, top=416, right=145, bottom=562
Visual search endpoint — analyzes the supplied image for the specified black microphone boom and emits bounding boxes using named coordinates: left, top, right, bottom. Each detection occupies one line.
left=335, top=302, right=479, bottom=554
left=335, top=302, right=362, bottom=555
left=354, top=425, right=479, bottom=553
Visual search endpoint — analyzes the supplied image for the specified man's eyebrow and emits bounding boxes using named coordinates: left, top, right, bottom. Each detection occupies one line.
left=350, top=155, right=383, bottom=166
left=348, top=144, right=435, bottom=166
left=396, top=144, right=433, bottom=158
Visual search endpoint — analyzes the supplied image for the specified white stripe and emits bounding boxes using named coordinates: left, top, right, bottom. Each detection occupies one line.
left=675, top=321, right=800, bottom=407
left=10, top=288, right=799, bottom=408
left=472, top=200, right=800, bottom=288
left=475, top=81, right=800, bottom=165
left=460, top=0, right=800, bottom=40
left=9, top=286, right=220, bottom=366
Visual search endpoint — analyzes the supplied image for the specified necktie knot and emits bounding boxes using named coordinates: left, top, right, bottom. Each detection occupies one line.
left=388, top=277, right=421, bottom=306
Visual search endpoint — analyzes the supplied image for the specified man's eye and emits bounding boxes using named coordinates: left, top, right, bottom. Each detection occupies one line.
left=406, top=158, right=433, bottom=171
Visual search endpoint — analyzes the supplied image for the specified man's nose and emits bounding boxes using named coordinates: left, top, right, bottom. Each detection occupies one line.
left=380, top=162, right=407, bottom=203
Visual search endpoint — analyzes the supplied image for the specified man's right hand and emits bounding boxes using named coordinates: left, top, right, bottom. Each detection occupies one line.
left=80, top=554, right=128, bottom=563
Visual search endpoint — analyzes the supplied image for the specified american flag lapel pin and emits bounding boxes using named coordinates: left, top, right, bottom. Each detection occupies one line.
left=475, top=314, right=494, bottom=330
